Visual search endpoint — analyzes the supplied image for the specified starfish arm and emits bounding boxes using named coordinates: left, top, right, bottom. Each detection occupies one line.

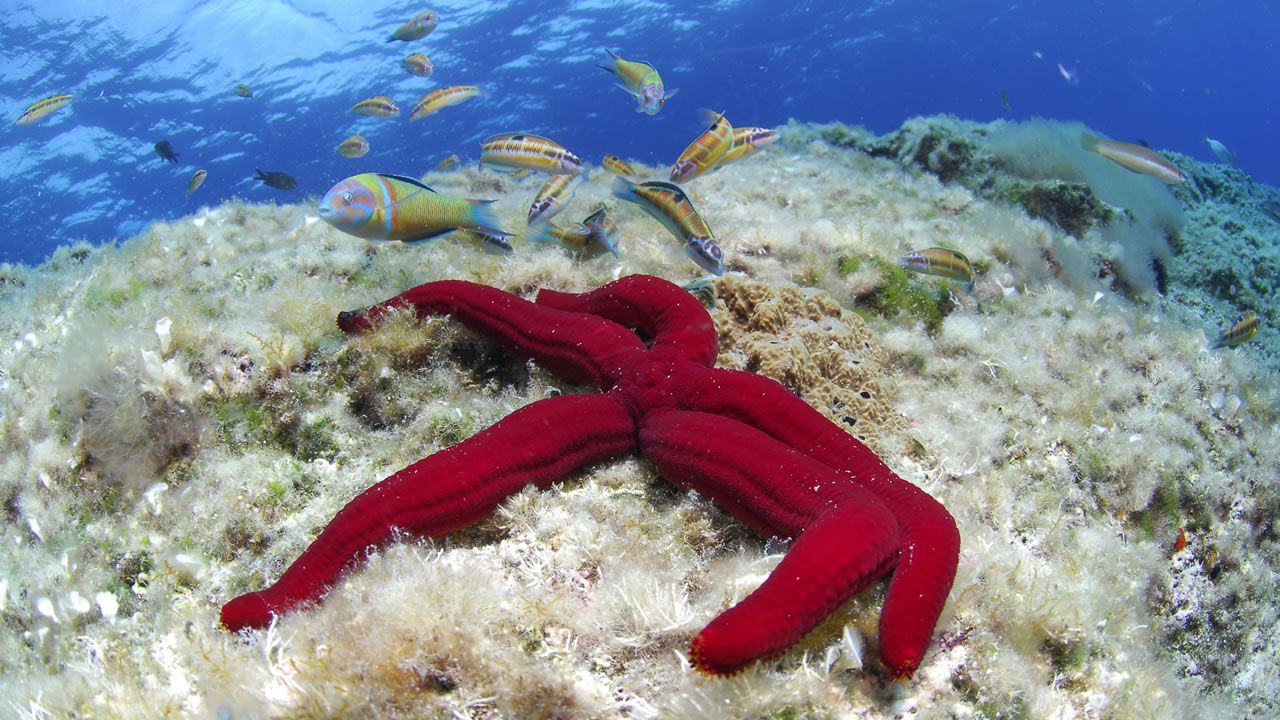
left=337, top=280, right=646, bottom=386
left=221, top=392, right=637, bottom=632
left=535, top=274, right=718, bottom=367
left=684, top=367, right=961, bottom=678
left=639, top=409, right=899, bottom=676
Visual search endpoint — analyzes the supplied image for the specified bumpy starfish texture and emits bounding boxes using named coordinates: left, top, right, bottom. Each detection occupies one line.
left=220, top=274, right=960, bottom=678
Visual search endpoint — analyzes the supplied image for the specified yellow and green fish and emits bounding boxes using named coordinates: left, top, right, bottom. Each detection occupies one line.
left=351, top=96, right=399, bottom=118
left=387, top=10, right=438, bottom=42
left=527, top=174, right=579, bottom=224
left=186, top=169, right=207, bottom=198
left=234, top=84, right=253, bottom=98
left=434, top=153, right=460, bottom=171
left=603, top=154, right=638, bottom=178
left=599, top=49, right=676, bottom=115
left=612, top=176, right=722, bottom=275
left=1210, top=311, right=1258, bottom=349
left=17, top=94, right=72, bottom=125
left=318, top=172, right=508, bottom=243
left=669, top=111, right=733, bottom=183
left=402, top=52, right=434, bottom=77
left=410, top=85, right=480, bottom=120
left=899, top=247, right=975, bottom=292
left=336, top=134, right=370, bottom=158
left=480, top=133, right=584, bottom=175
left=528, top=207, right=620, bottom=258
left=715, top=127, right=778, bottom=168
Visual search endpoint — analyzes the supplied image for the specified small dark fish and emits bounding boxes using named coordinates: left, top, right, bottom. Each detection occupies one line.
left=234, top=84, right=253, bottom=98
left=154, top=140, right=179, bottom=163
left=999, top=87, right=1011, bottom=112
left=255, top=169, right=297, bottom=190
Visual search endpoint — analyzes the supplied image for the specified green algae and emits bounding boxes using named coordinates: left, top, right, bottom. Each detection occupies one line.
left=864, top=261, right=954, bottom=333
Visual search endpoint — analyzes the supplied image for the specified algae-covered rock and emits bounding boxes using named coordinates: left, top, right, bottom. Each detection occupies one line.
left=1005, top=180, right=1115, bottom=238
left=710, top=275, right=907, bottom=454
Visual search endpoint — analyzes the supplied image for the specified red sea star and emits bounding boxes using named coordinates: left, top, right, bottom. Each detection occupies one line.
left=220, top=274, right=960, bottom=678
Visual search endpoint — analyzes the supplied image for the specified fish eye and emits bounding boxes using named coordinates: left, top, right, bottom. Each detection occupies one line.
left=342, top=192, right=353, bottom=206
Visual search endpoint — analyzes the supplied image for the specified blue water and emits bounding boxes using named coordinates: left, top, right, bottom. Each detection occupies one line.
left=2, top=0, right=1276, bottom=266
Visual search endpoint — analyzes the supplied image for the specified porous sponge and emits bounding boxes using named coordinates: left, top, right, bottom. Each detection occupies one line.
left=710, top=275, right=906, bottom=454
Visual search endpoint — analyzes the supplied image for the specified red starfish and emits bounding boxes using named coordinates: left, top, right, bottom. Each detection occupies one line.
left=220, top=274, right=960, bottom=678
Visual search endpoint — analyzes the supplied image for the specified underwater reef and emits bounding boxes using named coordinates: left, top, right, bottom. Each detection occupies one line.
left=0, top=115, right=1277, bottom=718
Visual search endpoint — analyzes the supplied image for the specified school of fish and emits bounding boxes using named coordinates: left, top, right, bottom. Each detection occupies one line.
left=13, top=8, right=1262, bottom=347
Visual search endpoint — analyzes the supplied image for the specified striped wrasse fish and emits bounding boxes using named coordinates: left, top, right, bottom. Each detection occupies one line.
left=350, top=96, right=399, bottom=118
left=410, top=85, right=480, bottom=120
left=715, top=127, right=778, bottom=168
left=387, top=10, right=438, bottom=42
left=599, top=49, right=676, bottom=115
left=480, top=133, right=584, bottom=175
left=611, top=176, right=723, bottom=275
left=186, top=169, right=207, bottom=198
left=318, top=172, right=508, bottom=243
left=528, top=206, right=620, bottom=258
left=1082, top=134, right=1185, bottom=184
left=452, top=228, right=514, bottom=256
left=402, top=52, right=433, bottom=77
left=1211, top=311, right=1258, bottom=349
left=899, top=247, right=975, bottom=292
left=17, top=94, right=72, bottom=125
left=669, top=111, right=733, bottom=183
left=527, top=174, right=579, bottom=224
left=434, top=153, right=460, bottom=171
left=603, top=154, right=638, bottom=178
left=336, top=134, right=369, bottom=158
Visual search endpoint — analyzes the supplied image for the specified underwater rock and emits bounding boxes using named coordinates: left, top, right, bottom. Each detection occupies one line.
left=1006, top=180, right=1114, bottom=238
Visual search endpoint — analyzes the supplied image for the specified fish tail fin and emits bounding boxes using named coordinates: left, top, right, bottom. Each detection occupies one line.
left=585, top=222, right=621, bottom=257
left=466, top=198, right=512, bottom=236
left=526, top=219, right=558, bottom=246
left=610, top=175, right=638, bottom=203
left=600, top=49, right=622, bottom=74
left=1080, top=133, right=1101, bottom=152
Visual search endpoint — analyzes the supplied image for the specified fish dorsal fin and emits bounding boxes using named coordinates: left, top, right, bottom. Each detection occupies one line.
left=483, top=132, right=555, bottom=145
left=698, top=108, right=727, bottom=131
left=377, top=173, right=439, bottom=208
left=640, top=180, right=689, bottom=199
left=379, top=173, right=438, bottom=193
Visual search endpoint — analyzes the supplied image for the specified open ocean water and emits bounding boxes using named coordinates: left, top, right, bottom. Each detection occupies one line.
left=1, top=0, right=1276, bottom=267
